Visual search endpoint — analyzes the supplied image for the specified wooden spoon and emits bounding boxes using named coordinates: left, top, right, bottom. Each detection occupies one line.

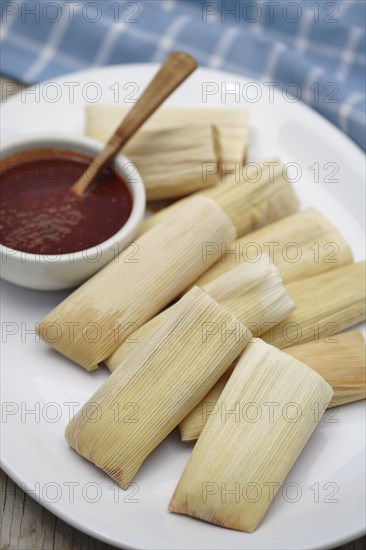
left=71, top=52, right=197, bottom=196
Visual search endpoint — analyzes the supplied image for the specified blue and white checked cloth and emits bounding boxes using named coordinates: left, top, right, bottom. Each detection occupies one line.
left=0, top=0, right=365, bottom=150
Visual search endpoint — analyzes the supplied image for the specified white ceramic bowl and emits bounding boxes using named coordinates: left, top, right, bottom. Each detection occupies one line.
left=0, top=134, right=146, bottom=290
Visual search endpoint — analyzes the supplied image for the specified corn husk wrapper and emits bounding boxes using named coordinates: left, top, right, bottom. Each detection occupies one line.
left=179, top=369, right=235, bottom=443
left=179, top=368, right=235, bottom=442
left=140, top=159, right=299, bottom=235
left=65, top=287, right=251, bottom=488
left=38, top=196, right=236, bottom=370
left=262, top=261, right=366, bottom=349
left=169, top=339, right=333, bottom=532
left=86, top=104, right=249, bottom=179
left=287, top=331, right=366, bottom=408
left=106, top=254, right=295, bottom=371
left=110, top=124, right=223, bottom=199
left=179, top=331, right=365, bottom=441
left=194, top=208, right=353, bottom=288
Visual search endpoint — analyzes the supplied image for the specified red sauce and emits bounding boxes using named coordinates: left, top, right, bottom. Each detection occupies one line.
left=0, top=149, right=133, bottom=255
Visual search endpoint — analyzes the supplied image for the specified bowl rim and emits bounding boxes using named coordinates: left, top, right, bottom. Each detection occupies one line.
left=0, top=133, right=146, bottom=264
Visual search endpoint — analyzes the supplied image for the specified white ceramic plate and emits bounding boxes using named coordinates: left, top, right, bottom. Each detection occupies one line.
left=1, top=64, right=365, bottom=550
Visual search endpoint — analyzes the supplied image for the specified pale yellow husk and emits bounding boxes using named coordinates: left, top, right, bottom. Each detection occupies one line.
left=114, top=124, right=223, bottom=199
left=179, top=330, right=365, bottom=441
left=65, top=287, right=251, bottom=488
left=286, top=331, right=366, bottom=407
left=85, top=104, right=249, bottom=178
left=38, top=196, right=236, bottom=370
left=106, top=254, right=295, bottom=371
left=140, top=159, right=299, bottom=235
left=179, top=369, right=234, bottom=442
left=262, top=261, right=366, bottom=348
left=193, top=208, right=353, bottom=288
left=169, top=339, right=333, bottom=532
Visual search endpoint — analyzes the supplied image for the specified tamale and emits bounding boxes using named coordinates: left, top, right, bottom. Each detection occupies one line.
left=106, top=255, right=295, bottom=371
left=99, top=123, right=222, bottom=200
left=179, top=368, right=234, bottom=443
left=65, top=287, right=251, bottom=488
left=179, top=331, right=365, bottom=441
left=169, top=339, right=333, bottom=532
left=194, top=208, right=353, bottom=288
left=141, top=159, right=299, bottom=234
left=286, top=331, right=366, bottom=407
left=179, top=367, right=234, bottom=442
left=262, top=261, right=366, bottom=348
left=85, top=104, right=249, bottom=175
left=38, top=196, right=236, bottom=370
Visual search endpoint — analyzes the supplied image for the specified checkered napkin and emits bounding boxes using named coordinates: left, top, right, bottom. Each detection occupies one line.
left=0, top=0, right=365, bottom=150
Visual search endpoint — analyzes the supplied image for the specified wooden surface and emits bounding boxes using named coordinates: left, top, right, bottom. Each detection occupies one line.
left=1, top=75, right=365, bottom=550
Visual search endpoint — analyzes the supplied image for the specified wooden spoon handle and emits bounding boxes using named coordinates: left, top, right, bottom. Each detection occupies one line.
left=113, top=52, right=197, bottom=145
left=71, top=52, right=197, bottom=196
